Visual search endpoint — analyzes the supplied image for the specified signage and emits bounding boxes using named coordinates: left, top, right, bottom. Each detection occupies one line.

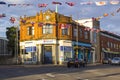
left=25, top=46, right=36, bottom=52
left=60, top=46, right=72, bottom=52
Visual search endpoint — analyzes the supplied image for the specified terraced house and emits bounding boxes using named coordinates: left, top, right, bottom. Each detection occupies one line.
left=100, top=31, right=120, bottom=61
left=19, top=9, right=93, bottom=65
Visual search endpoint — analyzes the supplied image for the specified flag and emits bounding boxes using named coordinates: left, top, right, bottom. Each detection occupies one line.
left=95, top=1, right=107, bottom=6
left=38, top=22, right=44, bottom=27
left=31, top=22, right=35, bottom=26
left=80, top=1, right=93, bottom=5
left=111, top=12, right=115, bottom=16
left=38, top=3, right=48, bottom=8
left=0, top=1, right=6, bottom=5
left=103, top=13, right=109, bottom=17
left=65, top=2, right=75, bottom=6
left=10, top=17, right=16, bottom=23
left=52, top=1, right=62, bottom=5
left=0, top=13, right=6, bottom=18
left=8, top=4, right=17, bottom=7
left=110, top=0, right=120, bottom=5
left=116, top=8, right=120, bottom=13
left=59, top=24, right=67, bottom=29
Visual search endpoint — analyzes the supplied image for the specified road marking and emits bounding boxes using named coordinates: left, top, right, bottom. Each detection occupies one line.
left=76, top=77, right=89, bottom=80
left=46, top=73, right=55, bottom=78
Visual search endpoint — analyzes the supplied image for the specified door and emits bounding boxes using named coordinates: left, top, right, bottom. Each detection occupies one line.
left=44, top=46, right=52, bottom=64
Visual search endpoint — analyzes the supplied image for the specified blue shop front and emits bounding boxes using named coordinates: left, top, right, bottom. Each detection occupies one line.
left=73, top=41, right=92, bottom=63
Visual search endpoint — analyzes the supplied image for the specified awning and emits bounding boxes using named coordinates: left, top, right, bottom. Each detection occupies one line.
left=103, top=49, right=120, bottom=54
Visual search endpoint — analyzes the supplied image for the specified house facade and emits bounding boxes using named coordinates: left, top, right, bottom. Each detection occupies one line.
left=76, top=18, right=101, bottom=63
left=100, top=31, right=120, bottom=61
left=19, top=10, right=92, bottom=64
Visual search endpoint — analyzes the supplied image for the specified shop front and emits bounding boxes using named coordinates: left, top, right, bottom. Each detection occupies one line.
left=73, top=41, right=92, bottom=63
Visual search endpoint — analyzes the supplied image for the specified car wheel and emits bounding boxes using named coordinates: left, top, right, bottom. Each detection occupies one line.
left=67, top=63, right=70, bottom=68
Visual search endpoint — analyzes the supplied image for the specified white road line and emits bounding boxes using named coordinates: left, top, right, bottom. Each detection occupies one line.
left=46, top=73, right=55, bottom=78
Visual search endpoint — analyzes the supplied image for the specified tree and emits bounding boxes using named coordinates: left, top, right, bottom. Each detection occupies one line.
left=6, top=26, right=19, bottom=57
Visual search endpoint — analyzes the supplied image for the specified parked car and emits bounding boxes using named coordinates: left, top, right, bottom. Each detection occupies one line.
left=111, top=57, right=120, bottom=65
left=67, top=58, right=85, bottom=68
left=102, top=58, right=111, bottom=64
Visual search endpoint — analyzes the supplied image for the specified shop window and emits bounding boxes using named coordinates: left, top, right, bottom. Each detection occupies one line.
left=64, top=52, right=72, bottom=61
left=43, top=24, right=53, bottom=34
left=27, top=26, right=34, bottom=35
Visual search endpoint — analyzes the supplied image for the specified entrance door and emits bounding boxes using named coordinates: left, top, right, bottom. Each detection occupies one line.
left=44, top=46, right=52, bottom=64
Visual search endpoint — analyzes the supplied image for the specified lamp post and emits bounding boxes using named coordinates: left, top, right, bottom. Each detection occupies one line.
left=10, top=17, right=19, bottom=64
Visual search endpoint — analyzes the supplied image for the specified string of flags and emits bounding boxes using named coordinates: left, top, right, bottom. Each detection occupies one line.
left=9, top=16, right=120, bottom=36
left=0, top=1, right=120, bottom=7
left=0, top=13, right=6, bottom=18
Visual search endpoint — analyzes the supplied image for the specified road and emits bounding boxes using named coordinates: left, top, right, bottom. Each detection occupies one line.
left=0, top=64, right=120, bottom=80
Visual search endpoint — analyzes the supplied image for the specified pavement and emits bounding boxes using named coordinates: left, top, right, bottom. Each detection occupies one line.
left=0, top=63, right=102, bottom=68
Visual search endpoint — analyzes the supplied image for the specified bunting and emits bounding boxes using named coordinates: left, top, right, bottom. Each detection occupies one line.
left=110, top=0, right=120, bottom=5
left=95, top=1, right=107, bottom=6
left=38, top=3, right=48, bottom=8
left=52, top=1, right=62, bottom=5
left=38, top=22, right=44, bottom=27
left=80, top=1, right=93, bottom=5
left=0, top=13, right=6, bottom=18
left=8, top=4, right=33, bottom=7
left=0, top=1, right=6, bottom=5
left=59, top=24, right=70, bottom=29
left=65, top=2, right=75, bottom=6
left=31, top=22, right=35, bottom=26
left=10, top=17, right=16, bottom=23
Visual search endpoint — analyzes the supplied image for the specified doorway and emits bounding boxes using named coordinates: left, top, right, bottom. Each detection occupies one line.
left=44, top=46, right=52, bottom=64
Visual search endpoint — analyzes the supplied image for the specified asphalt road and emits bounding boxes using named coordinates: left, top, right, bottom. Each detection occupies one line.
left=0, top=64, right=120, bottom=80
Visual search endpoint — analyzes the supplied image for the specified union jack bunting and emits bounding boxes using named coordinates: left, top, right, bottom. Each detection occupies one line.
left=65, top=2, right=75, bottom=6
left=52, top=1, right=62, bottom=5
left=38, top=3, right=48, bottom=8
left=10, top=17, right=16, bottom=23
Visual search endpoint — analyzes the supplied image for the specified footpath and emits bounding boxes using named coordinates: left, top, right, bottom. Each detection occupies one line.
left=0, top=63, right=102, bottom=68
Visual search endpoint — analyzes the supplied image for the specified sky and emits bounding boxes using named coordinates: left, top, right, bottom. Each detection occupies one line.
left=0, top=0, right=120, bottom=37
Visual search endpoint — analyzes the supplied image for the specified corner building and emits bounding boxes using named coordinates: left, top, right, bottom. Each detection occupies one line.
left=20, top=10, right=92, bottom=65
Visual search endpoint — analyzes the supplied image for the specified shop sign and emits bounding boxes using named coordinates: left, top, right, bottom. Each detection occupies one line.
left=25, top=46, right=36, bottom=52
left=60, top=46, right=72, bottom=52
left=42, top=39, right=55, bottom=44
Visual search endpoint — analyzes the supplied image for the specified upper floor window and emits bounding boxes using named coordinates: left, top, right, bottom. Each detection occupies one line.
left=43, top=24, right=53, bottom=34
left=111, top=42, right=113, bottom=48
left=62, top=28, right=69, bottom=35
left=107, top=41, right=110, bottom=47
left=73, top=29, right=77, bottom=37
left=93, top=32, right=96, bottom=43
left=27, top=26, right=34, bottom=35
left=79, top=29, right=83, bottom=38
left=84, top=31, right=88, bottom=39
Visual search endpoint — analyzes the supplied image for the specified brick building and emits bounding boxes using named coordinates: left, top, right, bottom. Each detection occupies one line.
left=100, top=31, right=120, bottom=61
left=19, top=9, right=92, bottom=64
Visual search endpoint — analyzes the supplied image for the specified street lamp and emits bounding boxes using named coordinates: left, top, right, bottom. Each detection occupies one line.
left=10, top=17, right=19, bottom=64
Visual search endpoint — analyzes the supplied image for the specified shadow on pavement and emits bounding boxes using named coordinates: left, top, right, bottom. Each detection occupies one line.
left=0, top=63, right=119, bottom=79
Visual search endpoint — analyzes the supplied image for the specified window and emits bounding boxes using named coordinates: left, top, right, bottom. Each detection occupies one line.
left=107, top=41, right=110, bottom=47
left=27, top=26, right=34, bottom=35
left=79, top=29, right=82, bottom=38
left=62, top=28, right=69, bottom=35
left=43, top=24, right=53, bottom=34
left=84, top=31, right=88, bottom=39
left=74, top=29, right=77, bottom=37
left=93, top=32, right=96, bottom=43
left=111, top=42, right=113, bottom=48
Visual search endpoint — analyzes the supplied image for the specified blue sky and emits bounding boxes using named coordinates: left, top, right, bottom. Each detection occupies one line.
left=0, top=0, right=120, bottom=37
